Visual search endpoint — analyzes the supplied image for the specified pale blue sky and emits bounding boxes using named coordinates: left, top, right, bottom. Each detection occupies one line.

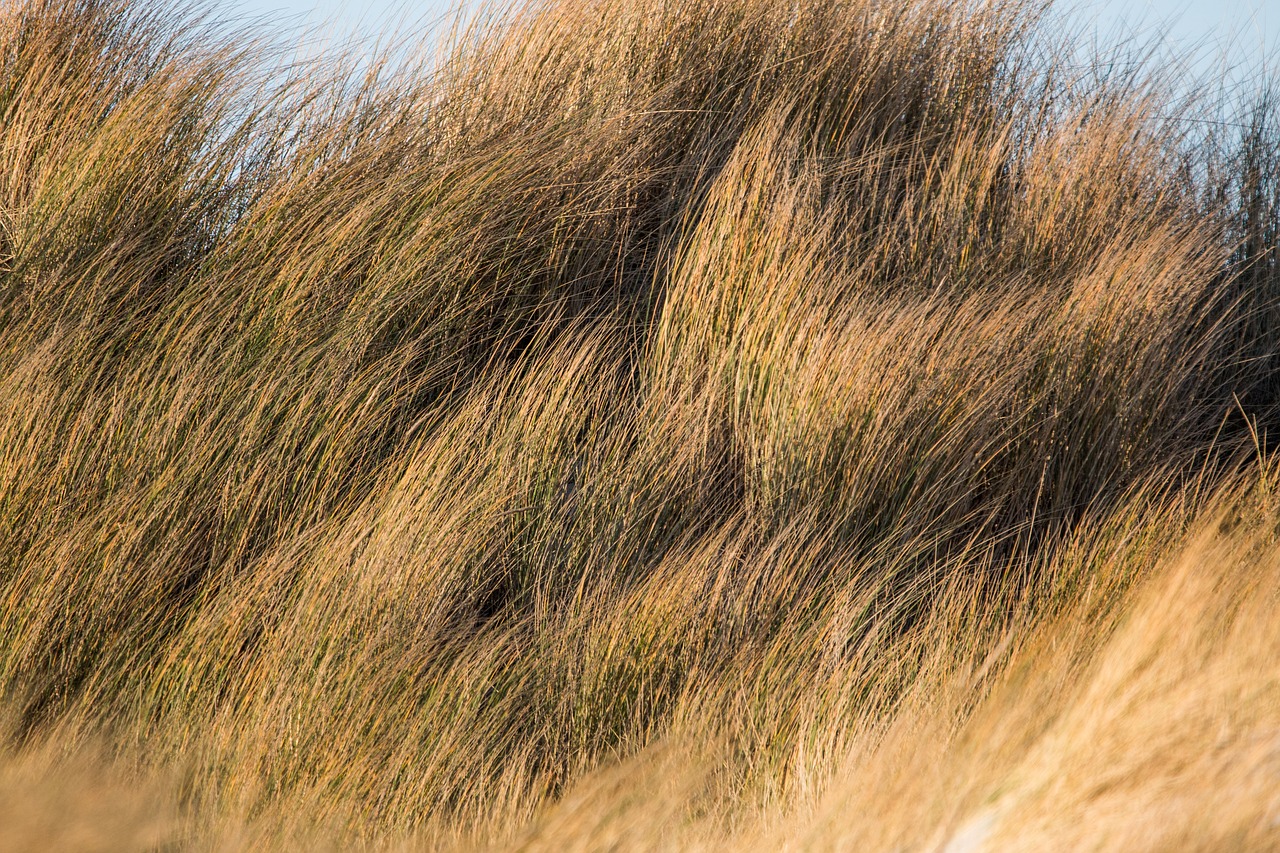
left=228, top=0, right=1277, bottom=74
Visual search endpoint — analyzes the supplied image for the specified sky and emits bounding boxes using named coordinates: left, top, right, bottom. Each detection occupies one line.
left=229, top=0, right=1277, bottom=76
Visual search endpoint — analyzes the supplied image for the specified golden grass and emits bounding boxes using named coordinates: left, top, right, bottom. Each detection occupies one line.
left=0, top=0, right=1278, bottom=848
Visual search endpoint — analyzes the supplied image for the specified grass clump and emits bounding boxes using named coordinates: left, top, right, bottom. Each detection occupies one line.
left=0, top=0, right=1278, bottom=848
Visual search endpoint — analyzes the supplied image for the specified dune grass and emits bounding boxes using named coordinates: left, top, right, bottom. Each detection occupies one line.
left=0, top=0, right=1278, bottom=848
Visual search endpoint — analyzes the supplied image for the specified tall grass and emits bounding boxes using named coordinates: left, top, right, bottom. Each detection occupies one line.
left=0, top=0, right=1278, bottom=848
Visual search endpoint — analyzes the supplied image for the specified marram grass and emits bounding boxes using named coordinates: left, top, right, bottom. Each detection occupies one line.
left=0, top=0, right=1278, bottom=849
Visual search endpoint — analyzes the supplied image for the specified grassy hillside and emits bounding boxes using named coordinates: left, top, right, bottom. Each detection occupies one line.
left=0, top=0, right=1278, bottom=848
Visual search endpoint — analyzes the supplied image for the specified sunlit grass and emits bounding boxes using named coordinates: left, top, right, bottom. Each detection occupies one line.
left=0, top=0, right=1277, bottom=848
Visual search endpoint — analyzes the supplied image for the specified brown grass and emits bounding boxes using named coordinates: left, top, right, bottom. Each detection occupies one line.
left=0, top=0, right=1278, bottom=848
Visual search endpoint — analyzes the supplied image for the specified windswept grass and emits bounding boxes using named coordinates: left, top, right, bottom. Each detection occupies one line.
left=0, top=0, right=1277, bottom=848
